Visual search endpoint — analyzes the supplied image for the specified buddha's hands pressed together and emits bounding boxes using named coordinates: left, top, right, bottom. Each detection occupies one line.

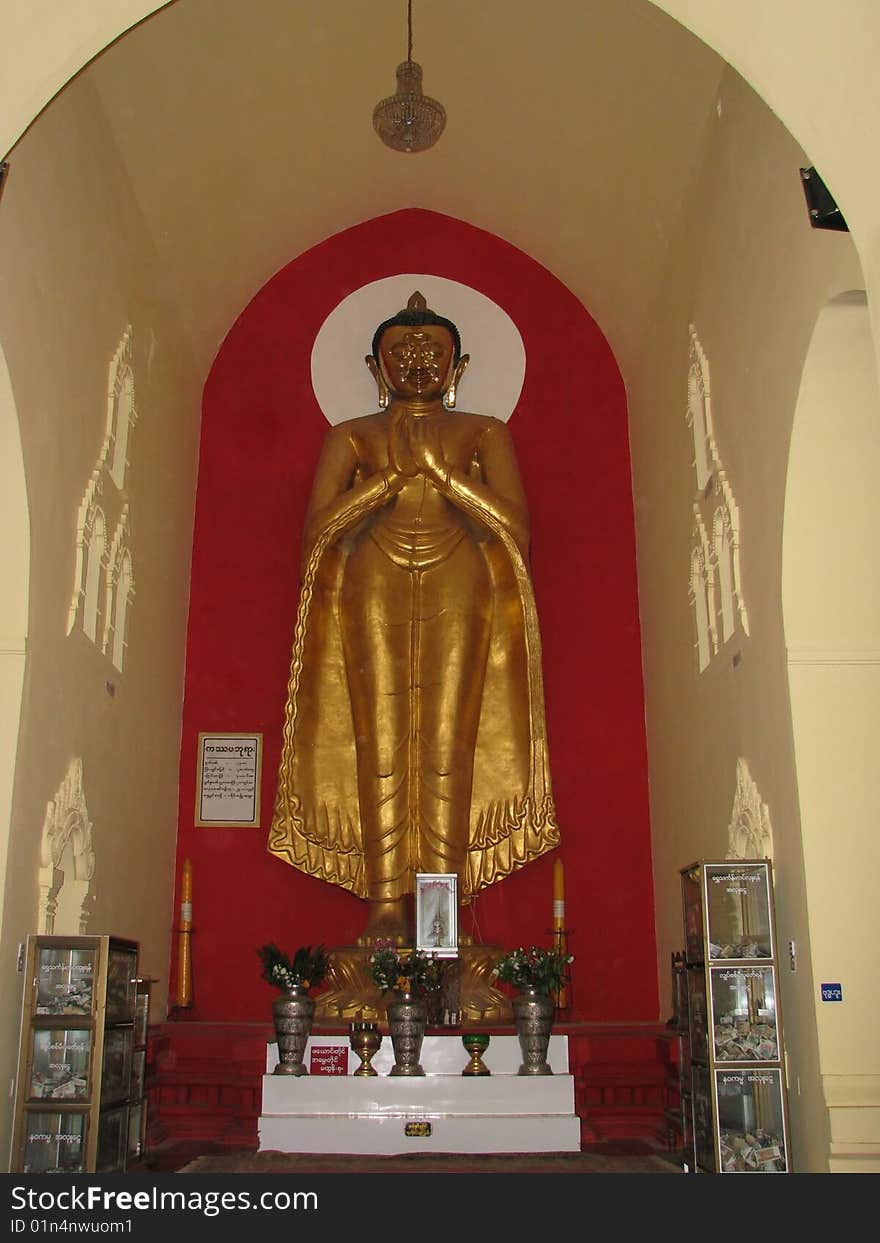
left=405, top=414, right=451, bottom=485
left=388, top=407, right=419, bottom=478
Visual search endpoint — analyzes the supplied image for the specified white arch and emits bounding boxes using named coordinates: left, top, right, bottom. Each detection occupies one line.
left=0, top=343, right=29, bottom=938
left=2, top=1, right=878, bottom=381
left=783, top=289, right=880, bottom=1166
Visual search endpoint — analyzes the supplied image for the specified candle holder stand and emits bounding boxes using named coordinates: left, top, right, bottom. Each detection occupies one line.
left=549, top=925, right=574, bottom=1015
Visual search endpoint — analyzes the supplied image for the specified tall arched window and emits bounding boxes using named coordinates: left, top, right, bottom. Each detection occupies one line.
left=687, top=326, right=713, bottom=491
left=68, top=328, right=137, bottom=659
left=83, top=508, right=106, bottom=643
left=109, top=359, right=135, bottom=490
left=111, top=549, right=134, bottom=672
left=713, top=506, right=735, bottom=644
left=690, top=546, right=712, bottom=672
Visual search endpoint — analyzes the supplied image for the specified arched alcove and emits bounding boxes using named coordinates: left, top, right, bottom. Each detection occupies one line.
left=783, top=290, right=880, bottom=1153
left=173, top=208, right=654, bottom=1023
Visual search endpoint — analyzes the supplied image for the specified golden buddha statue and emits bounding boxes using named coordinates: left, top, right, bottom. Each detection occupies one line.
left=268, top=292, right=558, bottom=965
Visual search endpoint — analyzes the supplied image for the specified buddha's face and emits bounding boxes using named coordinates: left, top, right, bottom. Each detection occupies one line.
left=377, top=324, right=456, bottom=400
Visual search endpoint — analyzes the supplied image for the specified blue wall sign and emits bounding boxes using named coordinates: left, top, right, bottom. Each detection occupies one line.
left=820, top=983, right=843, bottom=1002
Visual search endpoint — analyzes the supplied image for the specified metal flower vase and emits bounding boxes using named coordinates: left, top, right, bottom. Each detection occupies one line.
left=272, top=985, right=315, bottom=1076
left=386, top=990, right=427, bottom=1076
left=512, top=986, right=555, bottom=1076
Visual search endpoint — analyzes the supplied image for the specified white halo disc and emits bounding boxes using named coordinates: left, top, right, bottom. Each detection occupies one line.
left=311, top=274, right=526, bottom=425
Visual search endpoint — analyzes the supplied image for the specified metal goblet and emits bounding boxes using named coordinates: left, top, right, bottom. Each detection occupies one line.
left=349, top=1020, right=382, bottom=1077
left=461, top=1031, right=491, bottom=1076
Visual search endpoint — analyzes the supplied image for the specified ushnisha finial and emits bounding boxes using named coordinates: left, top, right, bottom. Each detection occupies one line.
left=407, top=291, right=428, bottom=311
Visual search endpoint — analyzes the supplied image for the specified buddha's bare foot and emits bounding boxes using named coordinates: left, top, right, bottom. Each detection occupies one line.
left=356, top=898, right=409, bottom=946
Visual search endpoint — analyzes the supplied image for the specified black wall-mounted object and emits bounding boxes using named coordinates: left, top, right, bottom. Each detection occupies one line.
left=800, top=166, right=848, bottom=232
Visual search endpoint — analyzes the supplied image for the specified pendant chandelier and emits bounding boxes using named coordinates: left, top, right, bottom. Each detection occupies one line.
left=373, top=0, right=446, bottom=153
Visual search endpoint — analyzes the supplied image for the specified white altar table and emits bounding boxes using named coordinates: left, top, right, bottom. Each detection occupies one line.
left=258, top=1034, right=581, bottom=1155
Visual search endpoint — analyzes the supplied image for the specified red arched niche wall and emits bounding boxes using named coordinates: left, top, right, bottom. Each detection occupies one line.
left=173, top=209, right=656, bottom=1022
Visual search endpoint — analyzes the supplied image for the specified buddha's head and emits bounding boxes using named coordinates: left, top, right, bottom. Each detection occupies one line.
left=366, top=291, right=469, bottom=405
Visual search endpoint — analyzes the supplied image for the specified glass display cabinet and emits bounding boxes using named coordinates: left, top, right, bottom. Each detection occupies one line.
left=127, top=977, right=154, bottom=1162
left=664, top=952, right=694, bottom=1167
left=11, top=935, right=139, bottom=1173
left=680, top=861, right=790, bottom=1173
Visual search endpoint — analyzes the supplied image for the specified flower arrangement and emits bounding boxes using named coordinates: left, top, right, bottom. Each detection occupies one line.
left=368, top=941, right=437, bottom=995
left=492, top=945, right=573, bottom=996
left=257, top=942, right=329, bottom=992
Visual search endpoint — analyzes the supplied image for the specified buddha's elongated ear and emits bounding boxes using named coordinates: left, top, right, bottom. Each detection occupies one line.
left=365, top=354, right=390, bottom=410
left=445, top=354, right=470, bottom=409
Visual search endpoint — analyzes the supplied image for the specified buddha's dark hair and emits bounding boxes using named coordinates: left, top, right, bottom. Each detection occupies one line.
left=371, top=305, right=462, bottom=363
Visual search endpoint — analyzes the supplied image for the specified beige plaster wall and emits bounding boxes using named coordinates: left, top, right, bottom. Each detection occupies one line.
left=783, top=296, right=880, bottom=1170
left=652, top=1, right=880, bottom=372
left=2, top=2, right=877, bottom=360
left=627, top=66, right=868, bottom=1172
left=0, top=1, right=173, bottom=158
left=0, top=1, right=878, bottom=378
left=0, top=71, right=201, bottom=1163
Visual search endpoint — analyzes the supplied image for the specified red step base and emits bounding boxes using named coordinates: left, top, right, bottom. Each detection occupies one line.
left=145, top=1019, right=681, bottom=1153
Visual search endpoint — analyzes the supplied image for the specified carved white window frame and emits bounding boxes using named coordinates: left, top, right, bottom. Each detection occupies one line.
left=687, top=325, right=714, bottom=491
left=68, top=473, right=101, bottom=636
left=105, top=327, right=137, bottom=491
left=38, top=757, right=96, bottom=935
left=727, top=757, right=773, bottom=860
left=689, top=513, right=716, bottom=672
left=82, top=505, right=107, bottom=643
left=103, top=511, right=135, bottom=671
left=717, top=471, right=749, bottom=638
left=712, top=504, right=735, bottom=643
left=687, top=325, right=749, bottom=671
left=68, top=328, right=137, bottom=662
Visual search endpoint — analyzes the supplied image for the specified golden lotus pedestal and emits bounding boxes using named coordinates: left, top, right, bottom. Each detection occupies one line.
left=313, top=944, right=512, bottom=1024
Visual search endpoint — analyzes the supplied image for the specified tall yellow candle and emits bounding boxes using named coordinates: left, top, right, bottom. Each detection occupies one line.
left=553, top=857, right=565, bottom=930
left=181, top=857, right=193, bottom=917
left=176, top=858, right=193, bottom=1008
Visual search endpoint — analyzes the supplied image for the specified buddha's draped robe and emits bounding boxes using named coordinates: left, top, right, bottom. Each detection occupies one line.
left=268, top=409, right=558, bottom=898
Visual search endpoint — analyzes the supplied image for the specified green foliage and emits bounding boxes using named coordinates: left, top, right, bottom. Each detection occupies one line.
left=368, top=941, right=438, bottom=995
left=257, top=942, right=329, bottom=991
left=492, top=945, right=573, bottom=996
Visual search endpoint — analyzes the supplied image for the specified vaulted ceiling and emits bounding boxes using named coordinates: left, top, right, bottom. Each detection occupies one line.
left=74, top=0, right=726, bottom=385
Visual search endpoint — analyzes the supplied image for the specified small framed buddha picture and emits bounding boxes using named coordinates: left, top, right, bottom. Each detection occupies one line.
left=415, top=874, right=458, bottom=958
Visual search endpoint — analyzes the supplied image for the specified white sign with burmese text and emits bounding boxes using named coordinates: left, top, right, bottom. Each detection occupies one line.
left=196, top=732, right=262, bottom=827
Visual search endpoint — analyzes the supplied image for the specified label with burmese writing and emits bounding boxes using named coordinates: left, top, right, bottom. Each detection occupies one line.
left=309, top=1045, right=348, bottom=1075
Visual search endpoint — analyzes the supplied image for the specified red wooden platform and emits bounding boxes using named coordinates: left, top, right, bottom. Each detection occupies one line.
left=145, top=1018, right=682, bottom=1152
